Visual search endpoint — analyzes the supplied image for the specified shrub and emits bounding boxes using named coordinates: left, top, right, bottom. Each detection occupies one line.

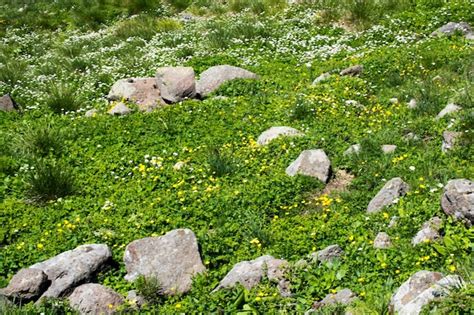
left=45, top=84, right=81, bottom=114
left=24, top=159, right=75, bottom=202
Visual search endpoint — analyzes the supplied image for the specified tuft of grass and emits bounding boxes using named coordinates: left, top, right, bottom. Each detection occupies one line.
left=0, top=55, right=27, bottom=86
left=45, top=85, right=81, bottom=114
left=412, top=79, right=447, bottom=115
left=24, top=159, right=75, bottom=203
left=135, top=275, right=163, bottom=305
left=115, top=16, right=182, bottom=40
left=208, top=147, right=236, bottom=177
left=14, top=121, right=64, bottom=158
left=290, top=96, right=315, bottom=120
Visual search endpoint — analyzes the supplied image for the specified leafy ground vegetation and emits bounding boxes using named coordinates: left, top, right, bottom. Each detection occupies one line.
left=0, top=0, right=473, bottom=313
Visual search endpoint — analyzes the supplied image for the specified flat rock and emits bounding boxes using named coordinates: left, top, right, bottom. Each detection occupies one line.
left=312, top=72, right=331, bottom=85
left=156, top=67, right=196, bottom=103
left=441, top=179, right=474, bottom=226
left=214, top=255, right=289, bottom=295
left=196, top=65, right=258, bottom=98
left=30, top=244, right=112, bottom=299
left=367, top=178, right=410, bottom=213
left=0, top=268, right=49, bottom=302
left=107, top=77, right=164, bottom=112
left=312, top=288, right=356, bottom=310
left=340, top=65, right=363, bottom=76
left=286, top=149, right=331, bottom=183
left=431, top=22, right=472, bottom=37
left=257, top=126, right=304, bottom=146
left=382, top=145, right=397, bottom=154
left=436, top=103, right=461, bottom=120
left=343, top=144, right=361, bottom=156
left=311, top=244, right=344, bottom=263
left=412, top=217, right=442, bottom=246
left=124, top=229, right=205, bottom=295
left=69, top=283, right=124, bottom=315
left=0, top=94, right=17, bottom=112
left=108, top=102, right=131, bottom=116
left=390, top=271, right=463, bottom=315
left=442, top=131, right=462, bottom=152
left=374, top=232, right=392, bottom=249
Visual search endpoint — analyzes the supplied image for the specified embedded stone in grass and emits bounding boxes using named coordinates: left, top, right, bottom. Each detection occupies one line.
left=431, top=22, right=472, bottom=37
left=310, top=288, right=357, bottom=310
left=286, top=149, right=331, bottom=183
left=156, top=66, right=196, bottom=103
left=0, top=94, right=17, bottom=112
left=381, top=144, right=397, bottom=154
left=389, top=271, right=463, bottom=315
left=196, top=65, right=258, bottom=98
left=29, top=244, right=112, bottom=299
left=257, top=126, right=304, bottom=146
left=312, top=72, right=331, bottom=85
left=344, top=100, right=364, bottom=108
left=85, top=109, right=98, bottom=117
left=0, top=268, right=49, bottom=303
left=374, top=232, right=392, bottom=249
left=214, top=255, right=290, bottom=296
left=126, top=290, right=146, bottom=309
left=108, top=102, right=131, bottom=116
left=107, top=77, right=164, bottom=112
left=441, top=179, right=474, bottom=226
left=343, top=144, right=361, bottom=156
left=408, top=98, right=417, bottom=109
left=412, top=217, right=442, bottom=246
left=367, top=178, right=410, bottom=213
left=340, top=65, right=363, bottom=76
left=69, top=283, right=124, bottom=315
left=123, top=229, right=205, bottom=295
left=311, top=244, right=344, bottom=263
left=436, top=103, right=461, bottom=120
left=441, top=131, right=462, bottom=152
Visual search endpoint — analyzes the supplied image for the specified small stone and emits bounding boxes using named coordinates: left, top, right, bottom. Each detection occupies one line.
left=412, top=217, right=442, bottom=246
left=367, top=178, right=410, bottom=213
left=85, top=109, right=98, bottom=117
left=389, top=98, right=399, bottom=104
left=344, top=100, right=364, bottom=108
left=388, top=216, right=398, bottom=228
left=286, top=149, right=331, bottom=183
left=108, top=102, right=131, bottom=116
left=173, top=161, right=185, bottom=170
left=311, top=244, right=344, bottom=263
left=0, top=269, right=49, bottom=303
left=156, top=67, right=196, bottom=103
left=312, top=288, right=356, bottom=309
left=441, top=179, right=474, bottom=226
left=69, top=284, right=124, bottom=315
left=126, top=290, right=146, bottom=308
left=374, top=232, right=392, bottom=249
left=0, top=94, right=17, bottom=112
left=257, top=126, right=304, bottom=146
left=381, top=145, right=397, bottom=154
left=436, top=103, right=461, bottom=120
left=431, top=22, right=472, bottom=37
left=441, top=131, right=462, bottom=152
left=408, top=98, right=417, bottom=109
left=312, top=73, right=331, bottom=85
left=343, top=144, right=361, bottom=156
left=340, top=65, right=363, bottom=76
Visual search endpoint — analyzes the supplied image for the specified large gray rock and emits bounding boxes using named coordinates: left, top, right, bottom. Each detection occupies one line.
left=257, top=126, right=303, bottom=146
left=108, top=102, right=131, bottom=116
left=374, top=232, right=392, bottom=249
left=412, top=217, right=442, bottom=246
left=214, top=255, right=289, bottom=296
left=286, top=149, right=331, bottom=183
left=367, top=178, right=410, bottom=213
left=124, top=229, right=205, bottom=295
left=311, top=288, right=356, bottom=310
left=436, top=103, right=461, bottom=120
left=431, top=22, right=472, bottom=37
left=340, top=65, right=363, bottom=76
left=107, top=77, right=164, bottom=112
left=30, top=244, right=112, bottom=299
left=441, top=131, right=462, bottom=152
left=311, top=244, right=344, bottom=263
left=390, top=271, right=463, bottom=315
left=156, top=67, right=196, bottom=103
left=0, top=268, right=49, bottom=302
left=0, top=94, right=16, bottom=112
left=441, top=179, right=474, bottom=226
left=69, top=283, right=124, bottom=315
left=196, top=65, right=258, bottom=98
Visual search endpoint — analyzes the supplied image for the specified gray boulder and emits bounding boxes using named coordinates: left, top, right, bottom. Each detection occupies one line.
left=214, top=255, right=289, bottom=296
left=124, top=229, right=205, bottom=295
left=108, top=102, right=131, bottom=116
left=286, top=149, right=331, bottom=183
left=441, top=179, right=474, bottom=226
left=311, top=244, right=344, bottom=263
left=69, top=283, right=124, bottom=315
left=156, top=67, right=196, bottom=103
left=442, top=131, right=462, bottom=152
left=257, top=126, right=303, bottom=146
left=390, top=271, right=463, bottom=315
left=340, top=65, right=363, bottom=76
left=30, top=244, right=112, bottom=299
left=436, top=103, right=461, bottom=120
left=412, top=217, right=442, bottom=246
left=0, top=94, right=16, bottom=112
left=107, top=77, right=164, bottom=112
left=196, top=65, right=258, bottom=98
left=0, top=269, right=49, bottom=302
left=431, top=22, right=472, bottom=37
left=382, top=145, right=397, bottom=154
left=311, top=288, right=356, bottom=310
left=367, top=178, right=410, bottom=213
left=374, top=232, right=392, bottom=249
